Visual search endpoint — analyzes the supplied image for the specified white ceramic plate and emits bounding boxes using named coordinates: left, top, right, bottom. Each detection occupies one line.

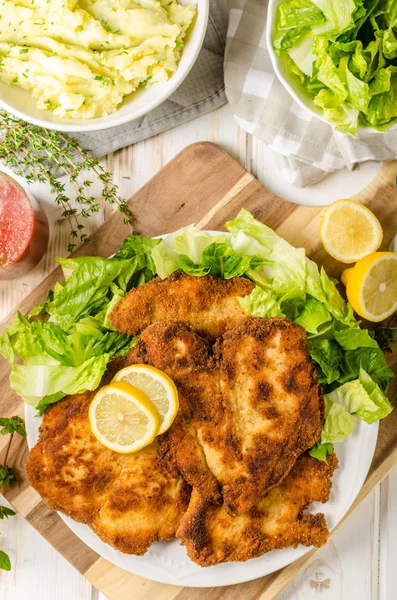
left=25, top=405, right=378, bottom=586
left=0, top=0, right=209, bottom=133
left=23, top=230, right=379, bottom=586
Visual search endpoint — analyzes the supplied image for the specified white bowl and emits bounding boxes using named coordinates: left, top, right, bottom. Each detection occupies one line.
left=0, top=0, right=209, bottom=133
left=266, top=0, right=330, bottom=124
left=266, top=0, right=397, bottom=133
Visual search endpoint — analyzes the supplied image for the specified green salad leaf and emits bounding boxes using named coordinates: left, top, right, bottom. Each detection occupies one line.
left=327, top=368, right=393, bottom=423
left=273, top=0, right=397, bottom=134
left=310, top=366, right=393, bottom=460
left=0, top=211, right=393, bottom=461
left=238, top=286, right=284, bottom=318
left=0, top=233, right=157, bottom=414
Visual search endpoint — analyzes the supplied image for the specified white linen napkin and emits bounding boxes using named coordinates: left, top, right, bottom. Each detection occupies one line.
left=224, top=0, right=397, bottom=186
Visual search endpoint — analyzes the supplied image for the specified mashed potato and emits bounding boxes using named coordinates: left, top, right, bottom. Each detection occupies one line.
left=0, top=0, right=196, bottom=118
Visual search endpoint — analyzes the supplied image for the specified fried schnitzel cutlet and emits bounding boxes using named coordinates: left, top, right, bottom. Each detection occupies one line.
left=215, top=317, right=324, bottom=513
left=128, top=318, right=324, bottom=514
left=177, top=452, right=338, bottom=566
left=26, top=362, right=190, bottom=555
left=109, top=272, right=255, bottom=341
left=26, top=269, right=333, bottom=564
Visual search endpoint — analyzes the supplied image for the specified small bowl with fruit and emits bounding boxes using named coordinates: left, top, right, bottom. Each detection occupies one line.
left=0, top=172, right=49, bottom=280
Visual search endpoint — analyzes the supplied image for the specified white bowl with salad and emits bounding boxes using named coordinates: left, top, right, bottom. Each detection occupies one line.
left=266, top=0, right=397, bottom=136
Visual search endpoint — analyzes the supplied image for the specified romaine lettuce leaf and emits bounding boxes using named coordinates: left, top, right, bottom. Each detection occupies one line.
left=10, top=354, right=111, bottom=407
left=294, top=296, right=332, bottom=334
left=226, top=209, right=308, bottom=298
left=226, top=210, right=354, bottom=325
left=309, top=394, right=356, bottom=461
left=179, top=243, right=266, bottom=279
left=326, top=368, right=393, bottom=423
left=0, top=310, right=134, bottom=414
left=273, top=0, right=326, bottom=55
left=238, top=286, right=283, bottom=318
left=334, top=327, right=378, bottom=349
left=343, top=346, right=394, bottom=390
left=152, top=227, right=229, bottom=279
left=48, top=257, right=136, bottom=330
left=308, top=338, right=343, bottom=384
left=310, top=0, right=357, bottom=36
left=272, top=0, right=397, bottom=134
left=309, top=441, right=334, bottom=461
left=321, top=396, right=357, bottom=443
left=0, top=232, right=159, bottom=412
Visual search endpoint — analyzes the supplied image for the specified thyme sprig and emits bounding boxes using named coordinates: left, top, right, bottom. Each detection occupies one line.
left=0, top=112, right=133, bottom=253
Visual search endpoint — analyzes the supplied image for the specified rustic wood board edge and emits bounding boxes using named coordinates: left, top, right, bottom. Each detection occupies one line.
left=1, top=143, right=396, bottom=600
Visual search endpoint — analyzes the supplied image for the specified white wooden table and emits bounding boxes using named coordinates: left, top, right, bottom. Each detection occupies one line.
left=0, top=102, right=396, bottom=600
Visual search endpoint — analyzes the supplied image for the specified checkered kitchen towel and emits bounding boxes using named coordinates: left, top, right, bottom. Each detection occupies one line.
left=224, top=0, right=397, bottom=186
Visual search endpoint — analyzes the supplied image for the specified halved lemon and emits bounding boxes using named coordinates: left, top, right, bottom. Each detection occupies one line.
left=113, top=364, right=179, bottom=435
left=89, top=381, right=160, bottom=453
left=342, top=252, right=397, bottom=322
left=320, top=199, right=383, bottom=263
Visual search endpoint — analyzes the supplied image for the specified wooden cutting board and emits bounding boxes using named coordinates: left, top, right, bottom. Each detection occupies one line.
left=1, top=142, right=397, bottom=600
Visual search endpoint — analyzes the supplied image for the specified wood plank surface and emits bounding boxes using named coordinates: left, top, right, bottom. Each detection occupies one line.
left=0, top=142, right=396, bottom=600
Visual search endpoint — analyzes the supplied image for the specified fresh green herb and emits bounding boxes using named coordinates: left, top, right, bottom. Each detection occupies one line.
left=0, top=467, right=16, bottom=489
left=0, top=415, right=26, bottom=492
left=0, top=111, right=133, bottom=253
left=0, top=416, right=26, bottom=437
left=0, top=415, right=26, bottom=570
left=19, top=48, right=29, bottom=54
left=0, top=507, right=15, bottom=520
left=94, top=75, right=104, bottom=81
left=0, top=551, right=11, bottom=572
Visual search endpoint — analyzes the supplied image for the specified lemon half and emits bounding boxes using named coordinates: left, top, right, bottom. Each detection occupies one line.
left=89, top=381, right=160, bottom=453
left=342, top=252, right=397, bottom=322
left=320, top=199, right=383, bottom=264
left=113, top=364, right=179, bottom=435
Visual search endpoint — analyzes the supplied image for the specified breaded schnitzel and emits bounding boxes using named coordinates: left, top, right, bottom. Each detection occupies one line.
left=129, top=322, right=230, bottom=504
left=177, top=452, right=338, bottom=566
left=26, top=361, right=191, bottom=555
left=109, top=272, right=254, bottom=341
left=128, top=318, right=324, bottom=514
left=215, top=317, right=324, bottom=513
left=26, top=272, right=330, bottom=563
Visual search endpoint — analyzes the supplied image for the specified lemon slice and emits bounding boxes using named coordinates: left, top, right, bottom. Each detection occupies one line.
left=113, top=364, right=179, bottom=435
left=320, top=199, right=383, bottom=263
left=342, top=252, right=397, bottom=322
left=89, top=381, right=160, bottom=453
